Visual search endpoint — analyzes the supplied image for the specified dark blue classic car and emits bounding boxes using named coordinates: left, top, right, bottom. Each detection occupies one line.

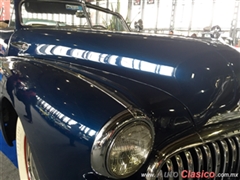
left=1, top=0, right=240, bottom=180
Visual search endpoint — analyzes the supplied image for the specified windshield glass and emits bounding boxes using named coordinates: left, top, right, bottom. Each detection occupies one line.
left=20, top=1, right=129, bottom=32
left=85, top=6, right=126, bottom=31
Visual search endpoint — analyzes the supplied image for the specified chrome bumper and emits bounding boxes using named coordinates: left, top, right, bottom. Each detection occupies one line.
left=146, top=119, right=240, bottom=180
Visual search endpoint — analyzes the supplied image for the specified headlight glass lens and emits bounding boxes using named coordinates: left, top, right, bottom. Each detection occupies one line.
left=107, top=122, right=153, bottom=177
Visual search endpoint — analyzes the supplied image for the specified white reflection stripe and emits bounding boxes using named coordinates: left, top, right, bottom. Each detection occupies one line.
left=37, top=44, right=175, bottom=77
left=140, top=61, right=156, bottom=73
left=160, top=65, right=174, bottom=76
left=45, top=45, right=55, bottom=55
left=121, top=57, right=133, bottom=68
left=52, top=46, right=71, bottom=56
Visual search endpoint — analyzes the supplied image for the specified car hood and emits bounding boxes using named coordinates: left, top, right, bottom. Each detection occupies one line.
left=10, top=30, right=240, bottom=126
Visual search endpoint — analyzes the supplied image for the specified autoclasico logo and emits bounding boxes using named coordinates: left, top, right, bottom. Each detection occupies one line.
left=155, top=170, right=214, bottom=178
left=141, top=170, right=238, bottom=178
left=181, top=170, right=215, bottom=178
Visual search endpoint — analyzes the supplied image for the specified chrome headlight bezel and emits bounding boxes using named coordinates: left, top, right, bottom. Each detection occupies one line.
left=91, top=110, right=155, bottom=179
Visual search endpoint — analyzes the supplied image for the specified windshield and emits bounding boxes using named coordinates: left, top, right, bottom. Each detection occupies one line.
left=20, top=1, right=129, bottom=32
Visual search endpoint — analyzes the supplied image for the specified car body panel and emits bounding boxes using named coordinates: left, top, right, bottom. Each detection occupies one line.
left=9, top=29, right=240, bottom=125
left=1, top=56, right=195, bottom=179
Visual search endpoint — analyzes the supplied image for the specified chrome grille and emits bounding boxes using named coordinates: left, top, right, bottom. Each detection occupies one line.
left=157, top=136, right=240, bottom=180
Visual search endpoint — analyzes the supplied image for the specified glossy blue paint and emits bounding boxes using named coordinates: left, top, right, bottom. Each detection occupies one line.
left=3, top=28, right=239, bottom=179
left=1, top=55, right=195, bottom=179
left=9, top=29, right=240, bottom=126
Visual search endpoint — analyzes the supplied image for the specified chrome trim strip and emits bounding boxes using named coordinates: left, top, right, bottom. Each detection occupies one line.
left=228, top=138, right=236, bottom=173
left=175, top=155, right=183, bottom=180
left=166, top=159, right=174, bottom=180
left=225, top=140, right=230, bottom=173
left=184, top=151, right=194, bottom=180
left=91, top=110, right=155, bottom=179
left=146, top=132, right=202, bottom=180
left=146, top=119, right=240, bottom=180
left=146, top=162, right=162, bottom=180
left=211, top=142, right=220, bottom=180
left=202, top=145, right=212, bottom=173
left=205, top=111, right=240, bottom=126
left=219, top=140, right=228, bottom=175
left=234, top=136, right=240, bottom=172
left=194, top=147, right=203, bottom=180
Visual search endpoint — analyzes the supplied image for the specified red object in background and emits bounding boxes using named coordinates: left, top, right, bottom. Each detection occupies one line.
left=134, top=0, right=141, bottom=5
left=0, top=0, right=10, bottom=21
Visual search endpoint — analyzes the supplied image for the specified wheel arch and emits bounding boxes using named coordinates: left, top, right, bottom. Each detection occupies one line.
left=0, top=96, right=18, bottom=146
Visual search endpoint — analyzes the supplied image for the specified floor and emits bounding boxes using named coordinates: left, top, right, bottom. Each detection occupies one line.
left=0, top=131, right=19, bottom=180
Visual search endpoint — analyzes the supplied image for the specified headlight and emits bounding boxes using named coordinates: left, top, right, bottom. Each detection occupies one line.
left=91, top=110, right=154, bottom=179
left=107, top=122, right=153, bottom=176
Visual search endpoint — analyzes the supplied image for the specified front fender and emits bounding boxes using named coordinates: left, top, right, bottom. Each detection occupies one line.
left=1, top=57, right=127, bottom=179
left=1, top=56, right=195, bottom=179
